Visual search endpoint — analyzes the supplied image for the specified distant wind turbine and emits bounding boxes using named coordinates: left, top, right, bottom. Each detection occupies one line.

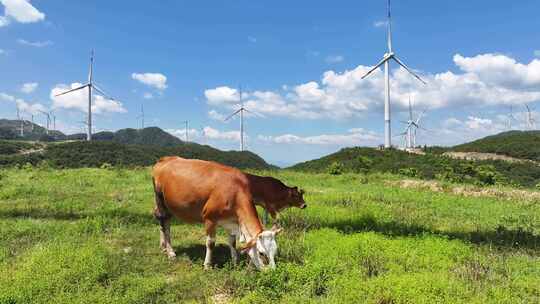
left=38, top=110, right=50, bottom=135
left=399, top=96, right=426, bottom=149
left=525, top=104, right=536, bottom=129
left=137, top=103, right=145, bottom=129
left=181, top=120, right=189, bottom=142
left=506, top=105, right=518, bottom=130
left=224, top=86, right=261, bottom=151
left=16, top=106, right=24, bottom=137
left=360, top=0, right=427, bottom=148
left=54, top=50, right=116, bottom=141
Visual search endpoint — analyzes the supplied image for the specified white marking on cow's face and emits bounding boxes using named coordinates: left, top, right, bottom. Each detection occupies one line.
left=256, top=231, right=278, bottom=269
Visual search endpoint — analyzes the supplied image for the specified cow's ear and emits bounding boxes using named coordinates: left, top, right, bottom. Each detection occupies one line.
left=272, top=225, right=283, bottom=234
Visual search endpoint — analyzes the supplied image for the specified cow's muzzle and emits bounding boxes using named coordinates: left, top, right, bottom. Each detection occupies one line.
left=299, top=204, right=307, bottom=209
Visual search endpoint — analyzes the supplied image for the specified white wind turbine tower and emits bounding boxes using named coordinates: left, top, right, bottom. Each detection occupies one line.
left=360, top=0, right=427, bottom=148
left=137, top=103, right=145, bottom=129
left=506, top=105, right=517, bottom=130
left=224, top=86, right=253, bottom=151
left=181, top=120, right=189, bottom=142
left=399, top=96, right=426, bottom=149
left=54, top=50, right=116, bottom=141
left=525, top=104, right=536, bottom=129
left=16, top=106, right=24, bottom=137
left=38, top=110, right=50, bottom=135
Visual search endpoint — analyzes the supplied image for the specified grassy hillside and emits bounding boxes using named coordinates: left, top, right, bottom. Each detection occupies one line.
left=452, top=130, right=540, bottom=161
left=289, top=147, right=540, bottom=188
left=0, top=140, right=274, bottom=170
left=0, top=168, right=538, bottom=303
left=0, top=119, right=65, bottom=141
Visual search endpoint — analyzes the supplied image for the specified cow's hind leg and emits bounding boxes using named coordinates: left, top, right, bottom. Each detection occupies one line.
left=153, top=187, right=176, bottom=258
left=228, top=233, right=238, bottom=265
left=204, top=220, right=217, bottom=270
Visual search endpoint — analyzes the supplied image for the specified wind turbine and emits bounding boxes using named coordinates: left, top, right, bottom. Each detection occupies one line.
left=525, top=104, right=536, bottom=129
left=137, top=103, right=145, bottom=129
left=224, top=86, right=255, bottom=151
left=506, top=105, right=517, bottom=130
left=360, top=0, right=427, bottom=148
left=181, top=120, right=189, bottom=142
left=400, top=96, right=426, bottom=149
left=16, top=106, right=24, bottom=137
left=38, top=110, right=50, bottom=135
left=54, top=50, right=116, bottom=141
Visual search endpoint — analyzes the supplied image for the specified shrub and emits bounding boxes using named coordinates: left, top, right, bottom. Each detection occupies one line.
left=328, top=161, right=344, bottom=175
left=398, top=167, right=420, bottom=178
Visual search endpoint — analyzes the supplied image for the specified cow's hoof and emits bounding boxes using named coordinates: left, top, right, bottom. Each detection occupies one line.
left=204, top=264, right=212, bottom=270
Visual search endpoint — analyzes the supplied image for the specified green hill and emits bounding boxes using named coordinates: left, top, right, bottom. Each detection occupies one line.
left=289, top=147, right=540, bottom=188
left=0, top=140, right=274, bottom=170
left=452, top=130, right=540, bottom=161
left=0, top=119, right=65, bottom=141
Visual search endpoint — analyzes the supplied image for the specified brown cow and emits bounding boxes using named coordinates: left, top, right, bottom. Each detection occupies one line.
left=245, top=173, right=307, bottom=221
left=152, top=156, right=281, bottom=270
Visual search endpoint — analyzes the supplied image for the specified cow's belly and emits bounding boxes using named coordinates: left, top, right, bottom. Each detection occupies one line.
left=167, top=201, right=205, bottom=223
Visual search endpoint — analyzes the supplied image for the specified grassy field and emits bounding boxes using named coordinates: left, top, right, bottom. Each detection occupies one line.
left=0, top=167, right=539, bottom=303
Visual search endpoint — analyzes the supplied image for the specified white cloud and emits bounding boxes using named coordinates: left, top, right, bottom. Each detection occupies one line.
left=0, top=16, right=8, bottom=26
left=131, top=73, right=168, bottom=90
left=205, top=53, right=540, bottom=121
left=166, top=126, right=240, bottom=142
left=17, top=39, right=52, bottom=47
left=373, top=20, right=387, bottom=28
left=143, top=92, right=154, bottom=99
left=205, top=86, right=240, bottom=105
left=20, top=82, right=37, bottom=93
left=0, top=0, right=45, bottom=25
left=259, top=128, right=379, bottom=146
left=208, top=109, right=226, bottom=121
left=202, top=126, right=241, bottom=141
left=325, top=55, right=344, bottom=64
left=0, top=92, right=46, bottom=114
left=50, top=83, right=127, bottom=114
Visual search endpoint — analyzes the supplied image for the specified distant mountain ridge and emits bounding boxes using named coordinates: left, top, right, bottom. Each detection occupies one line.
left=0, top=120, right=274, bottom=169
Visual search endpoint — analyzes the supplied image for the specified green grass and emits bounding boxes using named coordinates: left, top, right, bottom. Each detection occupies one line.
left=1, top=168, right=539, bottom=303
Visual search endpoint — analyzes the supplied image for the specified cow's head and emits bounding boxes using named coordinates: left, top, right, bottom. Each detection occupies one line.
left=242, top=226, right=283, bottom=270
left=288, top=186, right=307, bottom=209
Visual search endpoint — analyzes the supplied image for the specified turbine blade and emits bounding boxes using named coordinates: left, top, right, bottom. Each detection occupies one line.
left=54, top=84, right=89, bottom=97
left=415, top=109, right=427, bottom=124
left=243, top=108, right=265, bottom=118
left=224, top=109, right=242, bottom=121
left=360, top=57, right=389, bottom=79
left=392, top=56, right=427, bottom=85
left=93, top=84, right=114, bottom=100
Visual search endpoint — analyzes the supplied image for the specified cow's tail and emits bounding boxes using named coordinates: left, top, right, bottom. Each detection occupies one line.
left=152, top=177, right=170, bottom=220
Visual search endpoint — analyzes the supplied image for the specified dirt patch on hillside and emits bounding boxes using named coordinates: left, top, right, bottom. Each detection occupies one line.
left=443, top=151, right=538, bottom=165
left=393, top=179, right=540, bottom=202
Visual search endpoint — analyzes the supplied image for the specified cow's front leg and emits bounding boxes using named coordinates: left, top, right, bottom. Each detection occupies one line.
left=228, top=233, right=238, bottom=265
left=204, top=221, right=216, bottom=270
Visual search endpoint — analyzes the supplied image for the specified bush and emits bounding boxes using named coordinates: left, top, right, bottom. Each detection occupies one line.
left=398, top=167, right=420, bottom=178
left=328, top=162, right=344, bottom=175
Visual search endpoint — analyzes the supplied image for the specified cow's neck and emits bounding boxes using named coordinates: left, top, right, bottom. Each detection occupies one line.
left=236, top=197, right=263, bottom=240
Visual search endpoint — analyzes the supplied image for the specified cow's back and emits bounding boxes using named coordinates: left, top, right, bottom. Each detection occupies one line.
left=152, top=157, right=248, bottom=223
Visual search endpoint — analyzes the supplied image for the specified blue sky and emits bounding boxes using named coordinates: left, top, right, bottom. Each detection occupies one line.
left=1, top=0, right=540, bottom=166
